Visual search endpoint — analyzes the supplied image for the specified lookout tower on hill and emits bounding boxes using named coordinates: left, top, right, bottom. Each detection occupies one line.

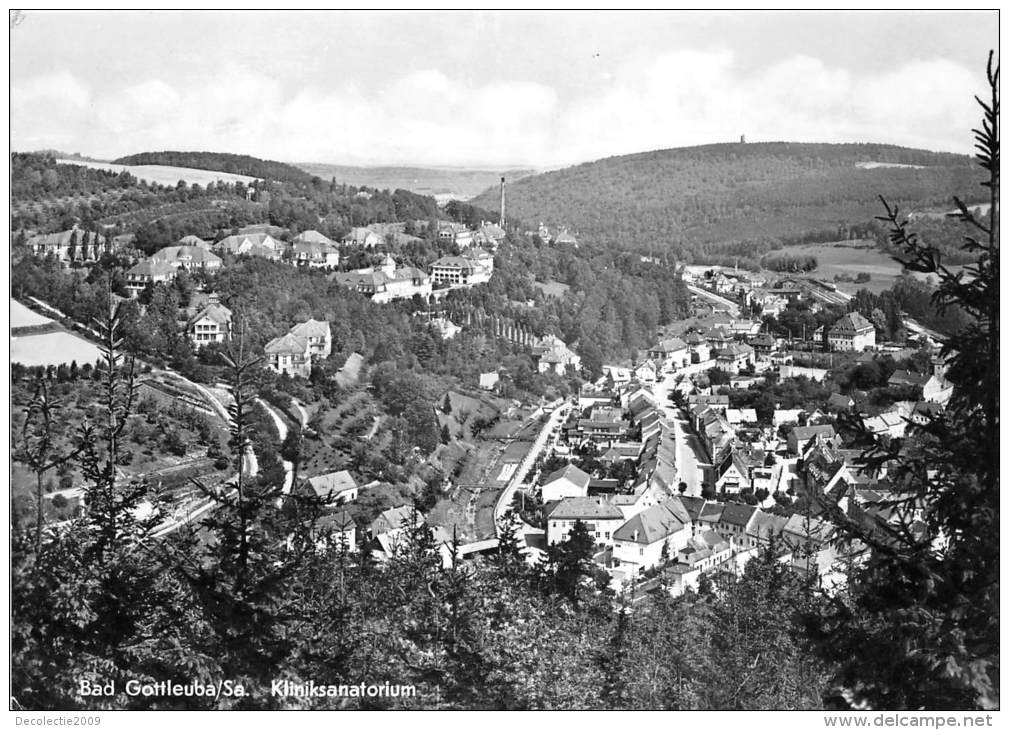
left=740, top=134, right=746, bottom=144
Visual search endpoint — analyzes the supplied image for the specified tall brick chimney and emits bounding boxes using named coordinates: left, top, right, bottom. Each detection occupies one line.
left=499, top=176, right=506, bottom=228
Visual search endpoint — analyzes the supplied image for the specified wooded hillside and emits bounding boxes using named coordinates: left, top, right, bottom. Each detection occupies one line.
left=114, top=151, right=317, bottom=186
left=470, top=142, right=981, bottom=264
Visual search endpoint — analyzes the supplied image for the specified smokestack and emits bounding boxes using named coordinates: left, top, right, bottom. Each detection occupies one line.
left=499, top=176, right=506, bottom=228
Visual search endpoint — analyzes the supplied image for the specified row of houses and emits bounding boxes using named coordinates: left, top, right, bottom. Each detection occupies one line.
left=123, top=230, right=339, bottom=297
left=544, top=485, right=843, bottom=592
left=41, top=223, right=494, bottom=301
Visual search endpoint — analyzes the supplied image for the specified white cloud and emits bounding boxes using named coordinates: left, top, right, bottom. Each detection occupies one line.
left=11, top=51, right=984, bottom=167
left=14, top=71, right=90, bottom=108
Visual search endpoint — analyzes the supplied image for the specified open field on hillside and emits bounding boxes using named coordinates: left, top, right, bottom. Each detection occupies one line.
left=296, top=162, right=535, bottom=200
left=777, top=240, right=905, bottom=295
left=12, top=331, right=102, bottom=367
left=12, top=299, right=54, bottom=327
left=57, top=158, right=260, bottom=187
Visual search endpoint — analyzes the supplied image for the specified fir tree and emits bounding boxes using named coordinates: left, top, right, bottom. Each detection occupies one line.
left=805, top=53, right=999, bottom=710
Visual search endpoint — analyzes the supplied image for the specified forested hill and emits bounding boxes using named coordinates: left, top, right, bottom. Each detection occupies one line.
left=470, top=142, right=981, bottom=263
left=113, top=151, right=317, bottom=186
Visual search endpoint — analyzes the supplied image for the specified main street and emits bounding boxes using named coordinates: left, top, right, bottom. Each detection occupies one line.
left=651, top=372, right=710, bottom=497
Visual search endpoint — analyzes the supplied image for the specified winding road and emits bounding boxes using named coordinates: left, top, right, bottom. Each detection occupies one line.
left=255, top=398, right=294, bottom=497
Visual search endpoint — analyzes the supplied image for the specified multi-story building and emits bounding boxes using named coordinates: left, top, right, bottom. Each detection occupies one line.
left=342, top=227, right=384, bottom=248
left=214, top=232, right=283, bottom=261
left=545, top=497, right=624, bottom=547
left=828, top=312, right=876, bottom=351
left=612, top=498, right=692, bottom=574
left=125, top=260, right=177, bottom=297
left=28, top=226, right=108, bottom=263
left=531, top=335, right=581, bottom=375
left=290, top=230, right=340, bottom=268
left=429, top=249, right=493, bottom=287
left=331, top=255, right=432, bottom=303
left=150, top=245, right=223, bottom=271
left=186, top=302, right=232, bottom=348
left=647, top=337, right=690, bottom=370
left=264, top=318, right=332, bottom=377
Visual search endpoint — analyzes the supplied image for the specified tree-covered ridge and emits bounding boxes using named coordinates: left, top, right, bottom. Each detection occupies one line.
left=114, top=151, right=318, bottom=186
left=471, top=142, right=981, bottom=263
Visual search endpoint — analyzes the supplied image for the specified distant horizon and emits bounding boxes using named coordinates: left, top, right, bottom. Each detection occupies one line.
left=17, top=136, right=975, bottom=176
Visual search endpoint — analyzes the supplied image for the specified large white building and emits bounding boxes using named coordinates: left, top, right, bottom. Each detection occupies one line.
left=150, top=245, right=223, bottom=271
left=332, top=255, right=432, bottom=303
left=545, top=497, right=624, bottom=547
left=612, top=499, right=692, bottom=574
left=27, top=226, right=108, bottom=263
left=828, top=312, right=876, bottom=352
left=429, top=249, right=494, bottom=287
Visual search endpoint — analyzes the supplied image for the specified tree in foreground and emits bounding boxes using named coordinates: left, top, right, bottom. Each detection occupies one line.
left=805, top=53, right=999, bottom=710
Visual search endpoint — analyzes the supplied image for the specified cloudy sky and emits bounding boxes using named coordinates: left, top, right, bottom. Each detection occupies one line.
left=11, top=10, right=998, bottom=168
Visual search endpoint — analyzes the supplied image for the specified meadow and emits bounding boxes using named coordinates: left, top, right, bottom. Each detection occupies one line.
left=56, top=158, right=259, bottom=188
left=11, top=331, right=102, bottom=368
left=778, top=239, right=907, bottom=295
left=12, top=299, right=53, bottom=327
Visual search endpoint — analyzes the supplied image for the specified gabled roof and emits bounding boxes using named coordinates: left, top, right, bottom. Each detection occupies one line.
left=315, top=509, right=356, bottom=534
left=431, top=255, right=476, bottom=271
left=28, top=226, right=106, bottom=248
left=177, top=234, right=211, bottom=248
left=717, top=449, right=755, bottom=479
left=791, top=424, right=837, bottom=442
left=371, top=504, right=424, bottom=535
left=718, top=502, right=758, bottom=528
left=343, top=227, right=383, bottom=244
left=831, top=311, right=874, bottom=334
left=290, top=318, right=330, bottom=339
left=783, top=513, right=834, bottom=544
left=293, top=230, right=337, bottom=246
left=678, top=496, right=707, bottom=522
left=216, top=232, right=280, bottom=253
left=542, top=464, right=591, bottom=491
left=127, top=260, right=177, bottom=278
left=188, top=302, right=232, bottom=327
left=612, top=499, right=690, bottom=545
left=747, top=511, right=789, bottom=540
left=699, top=502, right=724, bottom=521
left=151, top=245, right=222, bottom=265
left=264, top=332, right=308, bottom=355
left=718, top=343, right=755, bottom=358
left=652, top=337, right=687, bottom=353
left=305, top=470, right=358, bottom=500
left=546, top=496, right=623, bottom=521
